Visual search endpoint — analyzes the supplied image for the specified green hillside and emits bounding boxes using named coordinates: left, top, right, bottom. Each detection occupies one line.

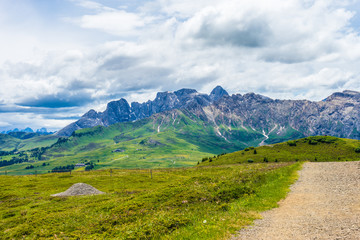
left=0, top=134, right=58, bottom=152
left=200, top=136, right=360, bottom=166
left=0, top=110, right=258, bottom=175
left=1, top=109, right=360, bottom=175
left=0, top=134, right=20, bottom=151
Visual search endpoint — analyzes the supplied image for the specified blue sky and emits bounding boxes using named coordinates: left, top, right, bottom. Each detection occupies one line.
left=1, top=0, right=360, bottom=131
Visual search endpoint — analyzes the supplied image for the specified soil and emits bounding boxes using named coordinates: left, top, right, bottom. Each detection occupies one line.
left=233, top=161, right=360, bottom=240
left=51, top=183, right=105, bottom=197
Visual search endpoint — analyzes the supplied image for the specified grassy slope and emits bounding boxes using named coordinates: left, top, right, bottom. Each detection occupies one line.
left=17, top=135, right=59, bottom=151
left=0, top=162, right=301, bottom=239
left=201, top=136, right=360, bottom=166
left=0, top=134, right=58, bottom=152
left=0, top=134, right=20, bottom=151
left=0, top=110, right=253, bottom=175
left=1, top=109, right=359, bottom=175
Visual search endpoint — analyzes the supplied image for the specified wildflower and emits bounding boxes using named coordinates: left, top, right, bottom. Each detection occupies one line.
left=203, top=220, right=207, bottom=223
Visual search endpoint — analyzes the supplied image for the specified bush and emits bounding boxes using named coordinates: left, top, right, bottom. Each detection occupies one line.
left=244, top=147, right=254, bottom=151
left=263, top=157, right=268, bottom=163
left=253, top=149, right=257, bottom=154
left=355, top=147, right=360, bottom=153
left=287, top=140, right=296, bottom=146
left=308, top=140, right=318, bottom=145
left=201, top=157, right=208, bottom=162
left=247, top=159, right=254, bottom=163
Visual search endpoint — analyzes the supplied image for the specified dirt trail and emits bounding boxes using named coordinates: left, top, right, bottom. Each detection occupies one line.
left=233, top=161, right=360, bottom=240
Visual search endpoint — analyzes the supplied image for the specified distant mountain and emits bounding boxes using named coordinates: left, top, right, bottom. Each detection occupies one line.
left=2, top=127, right=52, bottom=135
left=57, top=87, right=360, bottom=143
left=56, top=86, right=229, bottom=136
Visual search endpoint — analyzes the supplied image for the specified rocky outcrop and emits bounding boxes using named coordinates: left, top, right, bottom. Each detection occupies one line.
left=56, top=86, right=228, bottom=136
left=197, top=90, right=360, bottom=141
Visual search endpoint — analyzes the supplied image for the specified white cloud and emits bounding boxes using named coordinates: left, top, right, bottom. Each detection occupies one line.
left=1, top=0, right=360, bottom=130
left=77, top=11, right=146, bottom=36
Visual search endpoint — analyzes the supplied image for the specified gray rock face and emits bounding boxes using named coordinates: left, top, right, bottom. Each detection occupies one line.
left=210, top=85, right=229, bottom=101
left=195, top=90, right=360, bottom=141
left=56, top=88, right=360, bottom=141
left=57, top=86, right=226, bottom=136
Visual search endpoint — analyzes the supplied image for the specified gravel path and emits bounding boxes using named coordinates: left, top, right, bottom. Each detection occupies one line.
left=233, top=161, right=360, bottom=240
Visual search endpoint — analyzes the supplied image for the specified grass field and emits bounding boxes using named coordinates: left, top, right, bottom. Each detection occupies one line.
left=0, top=162, right=301, bottom=239
left=201, top=136, right=360, bottom=166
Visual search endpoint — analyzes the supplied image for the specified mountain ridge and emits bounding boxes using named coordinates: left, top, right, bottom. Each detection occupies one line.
left=56, top=86, right=229, bottom=136
left=56, top=87, right=360, bottom=143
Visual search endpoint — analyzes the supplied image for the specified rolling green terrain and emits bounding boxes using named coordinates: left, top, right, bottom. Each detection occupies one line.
left=1, top=108, right=359, bottom=176
left=0, top=134, right=59, bottom=152
left=1, top=135, right=359, bottom=238
left=200, top=136, right=360, bottom=166
left=0, top=110, right=263, bottom=175
left=0, top=161, right=301, bottom=239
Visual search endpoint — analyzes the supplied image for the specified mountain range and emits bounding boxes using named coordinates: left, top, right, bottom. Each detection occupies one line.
left=1, top=127, right=51, bottom=135
left=57, top=86, right=360, bottom=144
left=2, top=86, right=360, bottom=174
left=56, top=86, right=229, bottom=136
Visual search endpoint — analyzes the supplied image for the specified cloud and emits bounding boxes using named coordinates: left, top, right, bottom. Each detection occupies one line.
left=1, top=0, right=360, bottom=130
left=17, top=93, right=94, bottom=108
left=177, top=6, right=271, bottom=48
left=77, top=10, right=146, bottom=36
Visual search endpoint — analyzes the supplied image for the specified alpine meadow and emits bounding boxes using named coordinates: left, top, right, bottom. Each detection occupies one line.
left=1, top=1, right=360, bottom=239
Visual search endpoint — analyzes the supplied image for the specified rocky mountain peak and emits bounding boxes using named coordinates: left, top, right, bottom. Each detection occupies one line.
left=324, top=90, right=360, bottom=102
left=174, top=88, right=198, bottom=97
left=82, top=109, right=98, bottom=119
left=210, top=86, right=229, bottom=101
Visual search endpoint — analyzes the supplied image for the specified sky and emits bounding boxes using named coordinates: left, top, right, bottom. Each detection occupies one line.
left=1, top=0, right=360, bottom=132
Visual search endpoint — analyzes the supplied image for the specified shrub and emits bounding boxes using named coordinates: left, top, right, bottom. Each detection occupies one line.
left=355, top=147, right=360, bottom=153
left=253, top=149, right=257, bottom=154
left=247, top=159, right=254, bottom=163
left=287, top=140, right=296, bottom=146
left=308, top=140, right=318, bottom=145
left=263, top=157, right=268, bottom=163
left=201, top=157, right=208, bottom=162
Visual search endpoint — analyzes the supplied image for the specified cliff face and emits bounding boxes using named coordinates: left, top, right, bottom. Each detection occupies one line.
left=56, top=87, right=360, bottom=142
left=194, top=90, right=360, bottom=142
left=56, top=86, right=229, bottom=136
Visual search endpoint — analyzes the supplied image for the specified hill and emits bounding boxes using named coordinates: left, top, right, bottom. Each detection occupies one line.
left=1, top=109, right=252, bottom=175
left=0, top=133, right=59, bottom=152
left=1, top=108, right=360, bottom=175
left=200, top=136, right=360, bottom=166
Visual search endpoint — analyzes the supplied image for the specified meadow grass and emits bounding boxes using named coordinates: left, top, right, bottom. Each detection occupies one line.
left=0, top=162, right=301, bottom=239
left=202, top=136, right=360, bottom=166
